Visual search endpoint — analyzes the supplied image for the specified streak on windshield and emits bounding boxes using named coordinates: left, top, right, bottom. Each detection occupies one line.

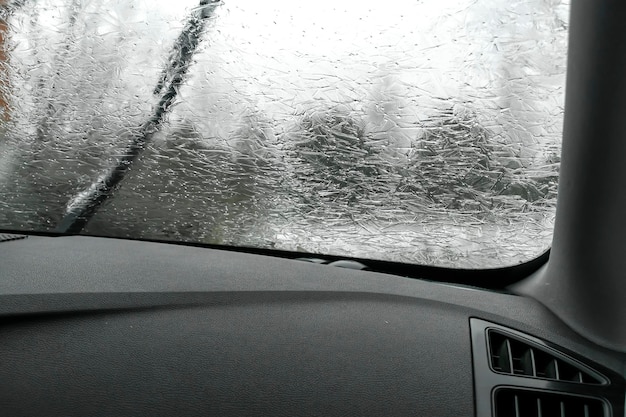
left=0, top=0, right=568, bottom=268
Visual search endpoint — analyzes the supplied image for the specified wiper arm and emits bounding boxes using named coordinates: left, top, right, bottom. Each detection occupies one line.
left=54, top=0, right=221, bottom=234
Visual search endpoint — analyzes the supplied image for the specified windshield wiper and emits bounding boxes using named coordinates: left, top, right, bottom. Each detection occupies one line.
left=54, top=0, right=221, bottom=234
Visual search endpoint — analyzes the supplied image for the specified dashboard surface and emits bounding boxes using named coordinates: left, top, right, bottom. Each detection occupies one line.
left=0, top=236, right=623, bottom=416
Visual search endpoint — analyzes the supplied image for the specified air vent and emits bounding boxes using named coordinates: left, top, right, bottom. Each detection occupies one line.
left=472, top=319, right=623, bottom=417
left=488, top=330, right=604, bottom=384
left=494, top=388, right=606, bottom=417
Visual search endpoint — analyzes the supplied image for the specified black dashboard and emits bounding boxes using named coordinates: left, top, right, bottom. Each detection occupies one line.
left=0, top=235, right=623, bottom=416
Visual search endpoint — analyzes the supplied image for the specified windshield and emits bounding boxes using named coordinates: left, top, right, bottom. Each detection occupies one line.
left=0, top=0, right=568, bottom=268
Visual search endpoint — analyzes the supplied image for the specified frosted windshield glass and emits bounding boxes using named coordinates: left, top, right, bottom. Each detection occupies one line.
left=0, top=0, right=568, bottom=268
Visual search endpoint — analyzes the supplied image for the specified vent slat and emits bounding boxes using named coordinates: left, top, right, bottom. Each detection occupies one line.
left=529, top=348, right=537, bottom=377
left=505, top=339, right=514, bottom=376
left=553, top=359, right=561, bottom=380
left=487, top=330, right=604, bottom=384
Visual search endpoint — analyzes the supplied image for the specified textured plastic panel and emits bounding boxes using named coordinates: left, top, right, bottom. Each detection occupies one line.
left=0, top=236, right=624, bottom=416
left=0, top=293, right=472, bottom=417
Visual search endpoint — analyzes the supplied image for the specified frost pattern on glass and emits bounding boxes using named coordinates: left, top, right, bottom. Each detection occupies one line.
left=0, top=0, right=569, bottom=268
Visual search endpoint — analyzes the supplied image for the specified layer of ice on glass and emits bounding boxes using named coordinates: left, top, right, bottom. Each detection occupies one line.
left=0, top=0, right=569, bottom=268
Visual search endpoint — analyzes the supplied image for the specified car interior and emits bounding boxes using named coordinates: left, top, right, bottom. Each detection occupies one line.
left=0, top=0, right=624, bottom=416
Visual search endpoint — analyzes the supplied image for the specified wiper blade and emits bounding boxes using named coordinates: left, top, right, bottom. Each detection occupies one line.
left=54, top=0, right=221, bottom=234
